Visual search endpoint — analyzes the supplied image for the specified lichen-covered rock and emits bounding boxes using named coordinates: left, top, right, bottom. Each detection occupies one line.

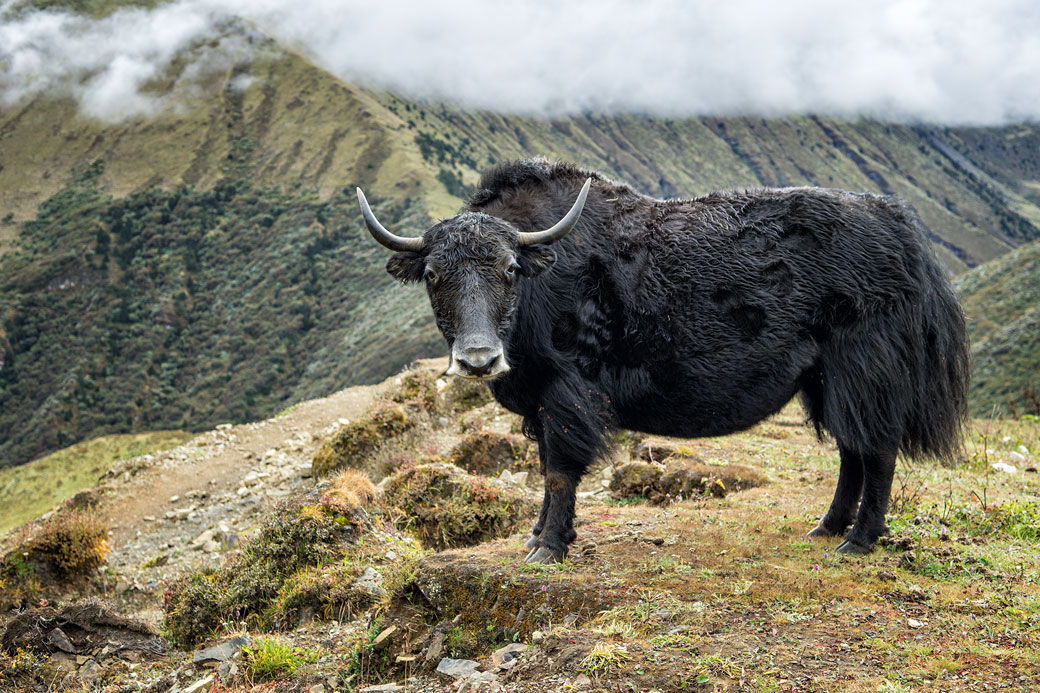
left=448, top=431, right=537, bottom=477
left=382, top=463, right=530, bottom=550
left=411, top=553, right=605, bottom=644
left=312, top=403, right=413, bottom=477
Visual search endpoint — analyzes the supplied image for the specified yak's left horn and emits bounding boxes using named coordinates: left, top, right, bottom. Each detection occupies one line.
left=517, top=178, right=592, bottom=246
left=356, top=188, right=424, bottom=252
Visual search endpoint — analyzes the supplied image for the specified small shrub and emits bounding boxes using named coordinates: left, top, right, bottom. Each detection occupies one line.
left=312, top=404, right=413, bottom=477
left=162, top=571, right=224, bottom=649
left=270, top=563, right=370, bottom=627
left=321, top=470, right=377, bottom=514
left=0, top=648, right=42, bottom=690
left=244, top=636, right=318, bottom=682
left=163, top=495, right=360, bottom=647
left=382, top=463, right=530, bottom=549
left=28, top=509, right=109, bottom=577
left=1, top=508, right=108, bottom=586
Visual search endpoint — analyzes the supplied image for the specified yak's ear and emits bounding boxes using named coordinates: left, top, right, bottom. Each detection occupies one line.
left=518, top=245, right=557, bottom=277
left=386, top=252, right=425, bottom=283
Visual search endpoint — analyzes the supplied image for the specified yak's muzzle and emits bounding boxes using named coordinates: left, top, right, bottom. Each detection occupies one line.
left=446, top=344, right=510, bottom=380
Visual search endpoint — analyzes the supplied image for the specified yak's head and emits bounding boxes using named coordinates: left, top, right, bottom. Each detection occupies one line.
left=357, top=180, right=590, bottom=380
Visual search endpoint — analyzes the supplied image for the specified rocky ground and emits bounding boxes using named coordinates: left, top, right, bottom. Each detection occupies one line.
left=2, top=359, right=1039, bottom=692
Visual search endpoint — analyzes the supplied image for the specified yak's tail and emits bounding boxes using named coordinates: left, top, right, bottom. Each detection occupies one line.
left=805, top=219, right=970, bottom=462
left=898, top=265, right=970, bottom=462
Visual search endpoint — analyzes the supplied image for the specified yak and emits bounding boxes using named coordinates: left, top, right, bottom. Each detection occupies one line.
left=357, top=159, right=969, bottom=563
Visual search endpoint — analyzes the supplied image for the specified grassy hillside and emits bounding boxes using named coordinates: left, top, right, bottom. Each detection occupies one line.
left=0, top=429, right=190, bottom=536
left=2, top=31, right=1039, bottom=466
left=956, top=238, right=1040, bottom=416
left=0, top=167, right=442, bottom=467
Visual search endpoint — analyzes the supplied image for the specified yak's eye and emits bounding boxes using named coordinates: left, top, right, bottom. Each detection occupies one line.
left=423, top=267, right=439, bottom=283
left=505, top=262, right=520, bottom=279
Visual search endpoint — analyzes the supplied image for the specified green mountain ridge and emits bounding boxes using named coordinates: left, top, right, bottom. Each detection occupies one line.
left=1, top=35, right=1039, bottom=466
left=955, top=238, right=1040, bottom=416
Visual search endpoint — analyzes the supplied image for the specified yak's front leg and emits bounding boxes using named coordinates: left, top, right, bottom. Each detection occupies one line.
left=522, top=390, right=606, bottom=563
left=524, top=470, right=580, bottom=563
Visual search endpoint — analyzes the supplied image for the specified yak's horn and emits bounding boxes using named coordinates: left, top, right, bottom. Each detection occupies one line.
left=517, top=178, right=592, bottom=246
left=356, top=188, right=424, bottom=252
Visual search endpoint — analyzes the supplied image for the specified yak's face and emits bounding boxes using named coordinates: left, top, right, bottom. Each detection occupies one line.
left=386, top=213, right=557, bottom=380
left=356, top=178, right=590, bottom=380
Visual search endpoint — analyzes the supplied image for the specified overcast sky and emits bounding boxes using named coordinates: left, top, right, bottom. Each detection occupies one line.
left=1, top=0, right=1038, bottom=124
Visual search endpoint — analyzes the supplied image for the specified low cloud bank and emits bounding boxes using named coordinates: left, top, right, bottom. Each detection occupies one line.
left=1, top=0, right=1038, bottom=124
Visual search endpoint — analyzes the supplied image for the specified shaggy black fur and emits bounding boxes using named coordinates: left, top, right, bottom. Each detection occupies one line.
left=379, top=158, right=970, bottom=561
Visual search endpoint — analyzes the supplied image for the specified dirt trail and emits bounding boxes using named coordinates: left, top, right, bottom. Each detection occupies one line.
left=87, top=358, right=447, bottom=617
left=98, top=379, right=385, bottom=546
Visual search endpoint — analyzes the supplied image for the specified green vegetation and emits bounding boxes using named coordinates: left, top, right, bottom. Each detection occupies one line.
left=243, top=637, right=319, bottom=682
left=0, top=174, right=441, bottom=468
left=0, top=430, right=190, bottom=535
left=311, top=403, right=414, bottom=478
left=447, top=430, right=536, bottom=476
left=955, top=237, right=1040, bottom=416
left=162, top=482, right=422, bottom=648
left=3, top=0, right=165, bottom=19
left=163, top=495, right=355, bottom=646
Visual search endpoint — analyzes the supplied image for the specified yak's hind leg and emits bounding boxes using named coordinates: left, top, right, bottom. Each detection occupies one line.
left=808, top=445, right=864, bottom=538
left=836, top=449, right=897, bottom=554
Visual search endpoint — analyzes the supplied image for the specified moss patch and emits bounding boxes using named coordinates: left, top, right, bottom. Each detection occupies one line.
left=311, top=403, right=414, bottom=477
left=442, top=377, right=493, bottom=411
left=411, top=553, right=607, bottom=645
left=382, top=462, right=531, bottom=550
left=448, top=431, right=537, bottom=476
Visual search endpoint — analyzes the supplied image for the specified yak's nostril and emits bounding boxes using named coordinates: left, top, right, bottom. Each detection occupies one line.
left=458, top=349, right=499, bottom=375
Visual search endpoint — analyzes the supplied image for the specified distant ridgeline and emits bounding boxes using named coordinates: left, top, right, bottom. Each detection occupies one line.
left=0, top=168, right=441, bottom=468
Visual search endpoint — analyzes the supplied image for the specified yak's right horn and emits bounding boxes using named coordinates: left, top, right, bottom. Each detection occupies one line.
left=356, top=188, right=424, bottom=252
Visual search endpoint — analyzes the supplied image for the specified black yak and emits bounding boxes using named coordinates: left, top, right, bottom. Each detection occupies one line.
left=357, top=159, right=969, bottom=563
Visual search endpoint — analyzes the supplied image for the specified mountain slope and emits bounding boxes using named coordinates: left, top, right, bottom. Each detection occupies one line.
left=2, top=32, right=1040, bottom=466
left=956, top=238, right=1040, bottom=416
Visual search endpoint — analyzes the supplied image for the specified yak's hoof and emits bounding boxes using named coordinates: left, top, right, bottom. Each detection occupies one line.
left=523, top=546, right=563, bottom=564
left=807, top=523, right=844, bottom=538
left=835, top=539, right=873, bottom=555
left=523, top=533, right=540, bottom=550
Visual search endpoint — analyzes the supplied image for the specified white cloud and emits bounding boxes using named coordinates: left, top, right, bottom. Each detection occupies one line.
left=1, top=0, right=1038, bottom=124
